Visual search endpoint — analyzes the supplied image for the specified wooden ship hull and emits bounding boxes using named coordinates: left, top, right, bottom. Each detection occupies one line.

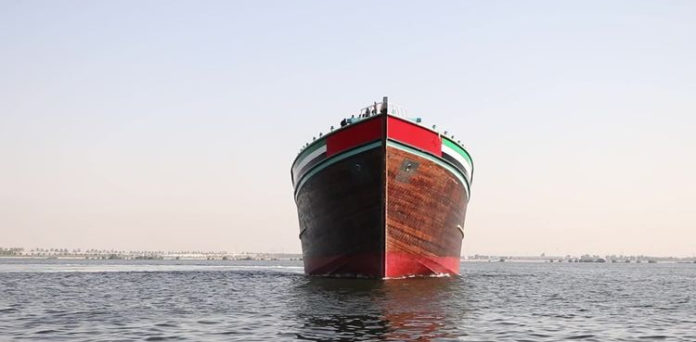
left=291, top=98, right=473, bottom=278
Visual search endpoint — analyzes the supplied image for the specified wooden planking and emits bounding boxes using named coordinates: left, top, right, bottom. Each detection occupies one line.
left=385, top=146, right=468, bottom=259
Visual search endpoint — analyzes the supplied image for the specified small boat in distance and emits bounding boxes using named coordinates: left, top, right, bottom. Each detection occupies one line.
left=291, top=97, right=473, bottom=279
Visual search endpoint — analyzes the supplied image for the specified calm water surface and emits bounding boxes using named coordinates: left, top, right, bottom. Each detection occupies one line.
left=1, top=259, right=694, bottom=341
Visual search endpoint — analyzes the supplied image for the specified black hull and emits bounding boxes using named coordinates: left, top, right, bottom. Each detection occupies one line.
left=296, top=146, right=385, bottom=277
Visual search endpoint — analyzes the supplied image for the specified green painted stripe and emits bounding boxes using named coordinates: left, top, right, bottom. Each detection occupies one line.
left=442, top=138, right=473, bottom=167
left=388, top=140, right=470, bottom=199
left=293, top=138, right=327, bottom=167
left=294, top=141, right=382, bottom=198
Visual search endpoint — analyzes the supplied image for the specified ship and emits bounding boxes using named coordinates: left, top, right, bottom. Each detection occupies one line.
left=291, top=97, right=473, bottom=278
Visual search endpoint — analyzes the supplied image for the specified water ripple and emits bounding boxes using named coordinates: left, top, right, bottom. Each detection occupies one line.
left=0, top=260, right=694, bottom=341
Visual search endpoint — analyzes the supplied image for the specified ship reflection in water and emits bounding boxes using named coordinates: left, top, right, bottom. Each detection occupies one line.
left=288, top=276, right=468, bottom=341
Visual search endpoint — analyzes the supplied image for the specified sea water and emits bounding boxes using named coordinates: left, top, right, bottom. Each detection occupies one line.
left=1, top=259, right=694, bottom=341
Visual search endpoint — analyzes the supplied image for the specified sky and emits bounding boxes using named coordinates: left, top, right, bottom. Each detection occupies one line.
left=1, top=0, right=695, bottom=256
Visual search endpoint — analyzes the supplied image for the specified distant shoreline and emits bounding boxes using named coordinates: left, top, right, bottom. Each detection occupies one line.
left=2, top=247, right=695, bottom=263
left=0, top=254, right=302, bottom=261
left=1, top=254, right=694, bottom=264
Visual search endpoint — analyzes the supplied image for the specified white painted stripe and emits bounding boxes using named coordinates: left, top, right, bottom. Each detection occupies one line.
left=293, top=144, right=327, bottom=175
left=441, top=144, right=472, bottom=177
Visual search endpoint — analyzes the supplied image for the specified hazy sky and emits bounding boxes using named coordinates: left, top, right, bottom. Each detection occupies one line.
left=1, top=1, right=695, bottom=256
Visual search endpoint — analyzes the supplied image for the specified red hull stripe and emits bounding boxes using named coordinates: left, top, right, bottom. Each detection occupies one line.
left=385, top=252, right=460, bottom=278
left=304, top=253, right=460, bottom=278
left=326, top=116, right=383, bottom=157
left=386, top=116, right=441, bottom=155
